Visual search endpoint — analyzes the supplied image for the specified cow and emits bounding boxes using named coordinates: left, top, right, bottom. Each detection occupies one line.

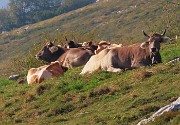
left=64, top=40, right=82, bottom=48
left=36, top=41, right=67, bottom=63
left=35, top=41, right=94, bottom=68
left=27, top=61, right=67, bottom=85
left=82, top=41, right=98, bottom=54
left=57, top=48, right=94, bottom=68
left=80, top=29, right=170, bottom=74
left=95, top=41, right=122, bottom=54
left=64, top=36, right=82, bottom=48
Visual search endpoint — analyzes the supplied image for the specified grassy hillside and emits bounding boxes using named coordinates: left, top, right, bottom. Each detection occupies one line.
left=0, top=0, right=180, bottom=124
left=0, top=40, right=179, bottom=124
left=0, top=0, right=179, bottom=64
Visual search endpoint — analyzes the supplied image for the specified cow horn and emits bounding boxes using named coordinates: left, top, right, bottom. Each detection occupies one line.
left=142, top=30, right=150, bottom=38
left=52, top=39, right=57, bottom=43
left=65, top=36, right=68, bottom=41
left=161, top=29, right=166, bottom=36
left=72, top=35, right=76, bottom=42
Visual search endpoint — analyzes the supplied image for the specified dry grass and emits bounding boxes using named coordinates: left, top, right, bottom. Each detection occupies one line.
left=132, top=68, right=154, bottom=80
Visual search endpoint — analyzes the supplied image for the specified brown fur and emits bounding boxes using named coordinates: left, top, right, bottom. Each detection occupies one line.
left=81, top=32, right=169, bottom=74
left=58, top=48, right=94, bottom=68
left=36, top=42, right=94, bottom=68
left=27, top=61, right=65, bottom=85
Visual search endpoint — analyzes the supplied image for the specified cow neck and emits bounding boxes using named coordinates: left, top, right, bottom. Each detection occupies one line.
left=130, top=44, right=152, bottom=62
left=51, top=47, right=66, bottom=62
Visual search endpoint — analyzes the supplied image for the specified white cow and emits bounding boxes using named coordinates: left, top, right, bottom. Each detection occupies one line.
left=27, top=61, right=67, bottom=85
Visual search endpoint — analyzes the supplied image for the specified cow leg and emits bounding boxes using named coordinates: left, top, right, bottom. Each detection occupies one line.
left=101, top=60, right=123, bottom=72
left=101, top=51, right=123, bottom=72
left=63, top=57, right=72, bottom=68
left=106, top=67, right=123, bottom=72
left=80, top=57, right=101, bottom=75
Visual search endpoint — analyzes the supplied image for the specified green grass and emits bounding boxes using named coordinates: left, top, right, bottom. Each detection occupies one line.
left=0, top=0, right=179, bottom=124
left=0, top=0, right=179, bottom=67
left=0, top=41, right=179, bottom=124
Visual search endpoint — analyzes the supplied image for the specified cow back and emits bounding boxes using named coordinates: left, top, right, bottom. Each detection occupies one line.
left=57, top=48, right=93, bottom=68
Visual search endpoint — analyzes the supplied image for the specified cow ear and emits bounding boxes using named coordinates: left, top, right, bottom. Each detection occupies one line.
left=161, top=36, right=172, bottom=43
left=140, top=42, right=149, bottom=49
left=49, top=46, right=58, bottom=53
left=88, top=41, right=93, bottom=46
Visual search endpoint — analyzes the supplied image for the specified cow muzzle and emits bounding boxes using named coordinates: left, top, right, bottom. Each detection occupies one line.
left=151, top=48, right=157, bottom=52
left=150, top=48, right=158, bottom=54
left=150, top=53, right=159, bottom=64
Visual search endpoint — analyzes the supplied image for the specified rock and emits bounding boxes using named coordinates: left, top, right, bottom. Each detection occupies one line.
left=9, top=74, right=19, bottom=80
left=137, top=97, right=180, bottom=125
left=166, top=57, right=180, bottom=65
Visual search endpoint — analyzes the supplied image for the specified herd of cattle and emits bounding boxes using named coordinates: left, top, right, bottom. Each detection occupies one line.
left=27, top=29, right=172, bottom=84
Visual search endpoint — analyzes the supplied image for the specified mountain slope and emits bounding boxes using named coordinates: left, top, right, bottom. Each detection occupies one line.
left=0, top=57, right=179, bottom=124
left=0, top=0, right=180, bottom=124
left=0, top=0, right=179, bottom=63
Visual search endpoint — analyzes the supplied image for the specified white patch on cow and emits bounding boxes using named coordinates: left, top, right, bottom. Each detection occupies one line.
left=82, top=42, right=88, bottom=47
left=80, top=49, right=110, bottom=75
left=102, top=45, right=108, bottom=48
left=27, top=66, right=53, bottom=85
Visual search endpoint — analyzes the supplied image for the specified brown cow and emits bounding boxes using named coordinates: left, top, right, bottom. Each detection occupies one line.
left=63, top=36, right=82, bottom=48
left=82, top=41, right=98, bottom=54
left=95, top=41, right=122, bottom=54
left=36, top=41, right=94, bottom=68
left=81, top=29, right=170, bottom=74
left=27, top=61, right=67, bottom=85
left=64, top=40, right=82, bottom=48
left=58, top=48, right=94, bottom=68
left=36, top=42, right=67, bottom=63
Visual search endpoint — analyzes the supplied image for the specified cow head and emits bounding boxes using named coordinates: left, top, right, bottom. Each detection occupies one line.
left=82, top=41, right=93, bottom=47
left=64, top=36, right=78, bottom=48
left=95, top=41, right=111, bottom=54
left=141, top=29, right=171, bottom=64
left=82, top=41, right=98, bottom=54
left=35, top=41, right=65, bottom=63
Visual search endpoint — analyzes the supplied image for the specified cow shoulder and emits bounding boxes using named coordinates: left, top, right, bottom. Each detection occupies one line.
left=46, top=61, right=64, bottom=76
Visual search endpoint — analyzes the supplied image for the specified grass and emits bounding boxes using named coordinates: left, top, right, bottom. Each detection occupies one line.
left=0, top=41, right=179, bottom=124
left=0, top=0, right=179, bottom=68
left=0, top=0, right=179, bottom=124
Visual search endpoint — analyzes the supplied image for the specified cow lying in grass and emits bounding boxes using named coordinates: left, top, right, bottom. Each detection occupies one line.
left=27, top=61, right=67, bottom=85
left=81, top=29, right=170, bottom=74
left=95, top=41, right=122, bottom=54
left=35, top=41, right=94, bottom=68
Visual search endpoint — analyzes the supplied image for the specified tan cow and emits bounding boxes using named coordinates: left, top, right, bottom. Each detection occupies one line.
left=27, top=61, right=67, bottom=85
left=81, top=30, right=170, bottom=74
left=95, top=41, right=122, bottom=54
